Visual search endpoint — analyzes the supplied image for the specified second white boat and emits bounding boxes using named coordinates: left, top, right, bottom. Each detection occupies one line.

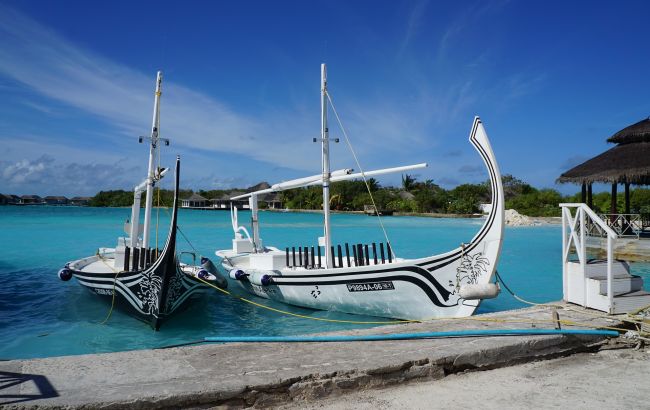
left=216, top=65, right=504, bottom=320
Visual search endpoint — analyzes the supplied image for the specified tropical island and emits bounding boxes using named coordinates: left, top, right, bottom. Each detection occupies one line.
left=83, top=174, right=650, bottom=218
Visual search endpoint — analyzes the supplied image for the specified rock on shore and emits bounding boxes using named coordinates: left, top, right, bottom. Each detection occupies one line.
left=505, top=209, right=536, bottom=226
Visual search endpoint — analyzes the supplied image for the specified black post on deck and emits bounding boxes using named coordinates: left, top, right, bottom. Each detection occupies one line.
left=357, top=244, right=364, bottom=266
left=132, top=247, right=140, bottom=270
left=372, top=243, right=378, bottom=265
left=286, top=247, right=290, bottom=268
left=352, top=244, right=358, bottom=266
left=387, top=243, right=393, bottom=263
left=337, top=244, right=343, bottom=268
left=311, top=246, right=315, bottom=269
left=610, top=183, right=618, bottom=224
left=364, top=244, right=370, bottom=265
left=317, top=246, right=322, bottom=268
left=380, top=242, right=385, bottom=264
left=298, top=247, right=303, bottom=267
left=304, top=247, right=309, bottom=268
left=144, top=248, right=150, bottom=268
left=345, top=243, right=351, bottom=267
left=330, top=246, right=336, bottom=268
left=124, top=246, right=130, bottom=271
left=140, top=247, right=146, bottom=269
left=292, top=247, right=296, bottom=268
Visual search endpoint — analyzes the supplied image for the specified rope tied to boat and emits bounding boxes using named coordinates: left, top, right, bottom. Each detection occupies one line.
left=192, top=273, right=634, bottom=333
left=95, top=253, right=120, bottom=325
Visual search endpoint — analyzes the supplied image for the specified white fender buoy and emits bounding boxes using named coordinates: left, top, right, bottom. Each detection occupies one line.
left=459, top=282, right=500, bottom=300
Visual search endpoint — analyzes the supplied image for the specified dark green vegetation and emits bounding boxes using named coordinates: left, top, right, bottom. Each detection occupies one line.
left=281, top=174, right=563, bottom=216
left=89, top=189, right=190, bottom=208
left=89, top=175, right=650, bottom=217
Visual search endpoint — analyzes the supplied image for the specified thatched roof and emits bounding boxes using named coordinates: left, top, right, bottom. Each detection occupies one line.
left=247, top=182, right=271, bottom=192
left=211, top=193, right=231, bottom=201
left=398, top=190, right=415, bottom=200
left=260, top=193, right=281, bottom=202
left=607, top=117, right=650, bottom=144
left=183, top=193, right=208, bottom=202
left=228, top=191, right=246, bottom=200
left=558, top=141, right=650, bottom=184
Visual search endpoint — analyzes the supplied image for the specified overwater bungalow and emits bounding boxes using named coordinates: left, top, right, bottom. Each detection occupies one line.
left=69, top=196, right=92, bottom=206
left=210, top=193, right=231, bottom=209
left=44, top=195, right=69, bottom=205
left=227, top=191, right=250, bottom=209
left=181, top=193, right=209, bottom=208
left=20, top=194, right=45, bottom=205
left=0, top=194, right=18, bottom=205
left=260, top=193, right=282, bottom=209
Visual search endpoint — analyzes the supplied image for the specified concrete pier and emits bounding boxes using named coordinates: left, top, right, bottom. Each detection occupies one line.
left=0, top=303, right=630, bottom=409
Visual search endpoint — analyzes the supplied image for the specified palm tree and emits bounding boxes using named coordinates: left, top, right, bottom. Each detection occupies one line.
left=402, top=174, right=416, bottom=191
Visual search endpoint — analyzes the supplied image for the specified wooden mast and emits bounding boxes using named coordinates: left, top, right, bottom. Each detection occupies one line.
left=321, top=64, right=333, bottom=268
left=143, top=71, right=163, bottom=251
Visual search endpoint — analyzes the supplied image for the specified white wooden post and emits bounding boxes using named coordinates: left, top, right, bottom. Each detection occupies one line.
left=607, top=235, right=614, bottom=313
left=562, top=207, right=567, bottom=300
left=130, top=192, right=141, bottom=248
left=580, top=207, right=587, bottom=307
left=250, top=194, right=260, bottom=253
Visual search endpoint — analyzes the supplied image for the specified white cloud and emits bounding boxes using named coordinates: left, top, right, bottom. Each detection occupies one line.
left=2, top=155, right=52, bottom=184
left=0, top=154, right=142, bottom=196
left=0, top=4, right=319, bottom=170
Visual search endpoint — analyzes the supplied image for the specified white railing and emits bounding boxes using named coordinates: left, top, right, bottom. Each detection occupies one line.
left=598, top=213, right=641, bottom=238
left=561, top=203, right=618, bottom=313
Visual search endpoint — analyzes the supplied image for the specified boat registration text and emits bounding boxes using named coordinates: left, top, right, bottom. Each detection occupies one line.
left=346, top=281, right=395, bottom=292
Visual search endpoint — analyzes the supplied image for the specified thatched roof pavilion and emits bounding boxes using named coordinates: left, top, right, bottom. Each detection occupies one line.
left=558, top=118, right=650, bottom=214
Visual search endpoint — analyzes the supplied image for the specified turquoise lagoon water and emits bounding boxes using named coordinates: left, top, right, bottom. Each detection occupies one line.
left=1, top=206, right=648, bottom=360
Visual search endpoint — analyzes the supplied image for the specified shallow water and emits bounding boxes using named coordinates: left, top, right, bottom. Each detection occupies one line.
left=0, top=206, right=647, bottom=359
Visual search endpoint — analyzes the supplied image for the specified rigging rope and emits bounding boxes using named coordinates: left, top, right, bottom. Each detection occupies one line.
left=326, top=91, right=395, bottom=258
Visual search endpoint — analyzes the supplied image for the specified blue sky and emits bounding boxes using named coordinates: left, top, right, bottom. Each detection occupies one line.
left=1, top=0, right=649, bottom=196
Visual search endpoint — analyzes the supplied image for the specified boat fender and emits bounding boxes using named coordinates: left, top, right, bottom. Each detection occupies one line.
left=200, top=257, right=228, bottom=289
left=459, top=282, right=500, bottom=300
left=261, top=275, right=273, bottom=286
left=245, top=270, right=276, bottom=286
left=230, top=269, right=249, bottom=281
left=197, top=269, right=210, bottom=280
left=58, top=268, right=72, bottom=281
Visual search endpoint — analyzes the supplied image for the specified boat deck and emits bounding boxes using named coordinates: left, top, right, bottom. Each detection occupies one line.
left=79, top=259, right=117, bottom=274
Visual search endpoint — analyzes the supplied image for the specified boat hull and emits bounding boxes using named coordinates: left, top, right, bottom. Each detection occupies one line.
left=70, top=263, right=212, bottom=326
left=60, top=157, right=226, bottom=330
left=224, top=232, right=500, bottom=320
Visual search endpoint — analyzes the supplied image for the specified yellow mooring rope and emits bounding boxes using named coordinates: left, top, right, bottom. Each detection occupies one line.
left=97, top=254, right=119, bottom=325
left=192, top=274, right=634, bottom=332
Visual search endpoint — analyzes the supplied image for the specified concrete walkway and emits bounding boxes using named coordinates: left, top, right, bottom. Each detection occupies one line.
left=280, top=348, right=650, bottom=410
left=0, top=304, right=630, bottom=409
